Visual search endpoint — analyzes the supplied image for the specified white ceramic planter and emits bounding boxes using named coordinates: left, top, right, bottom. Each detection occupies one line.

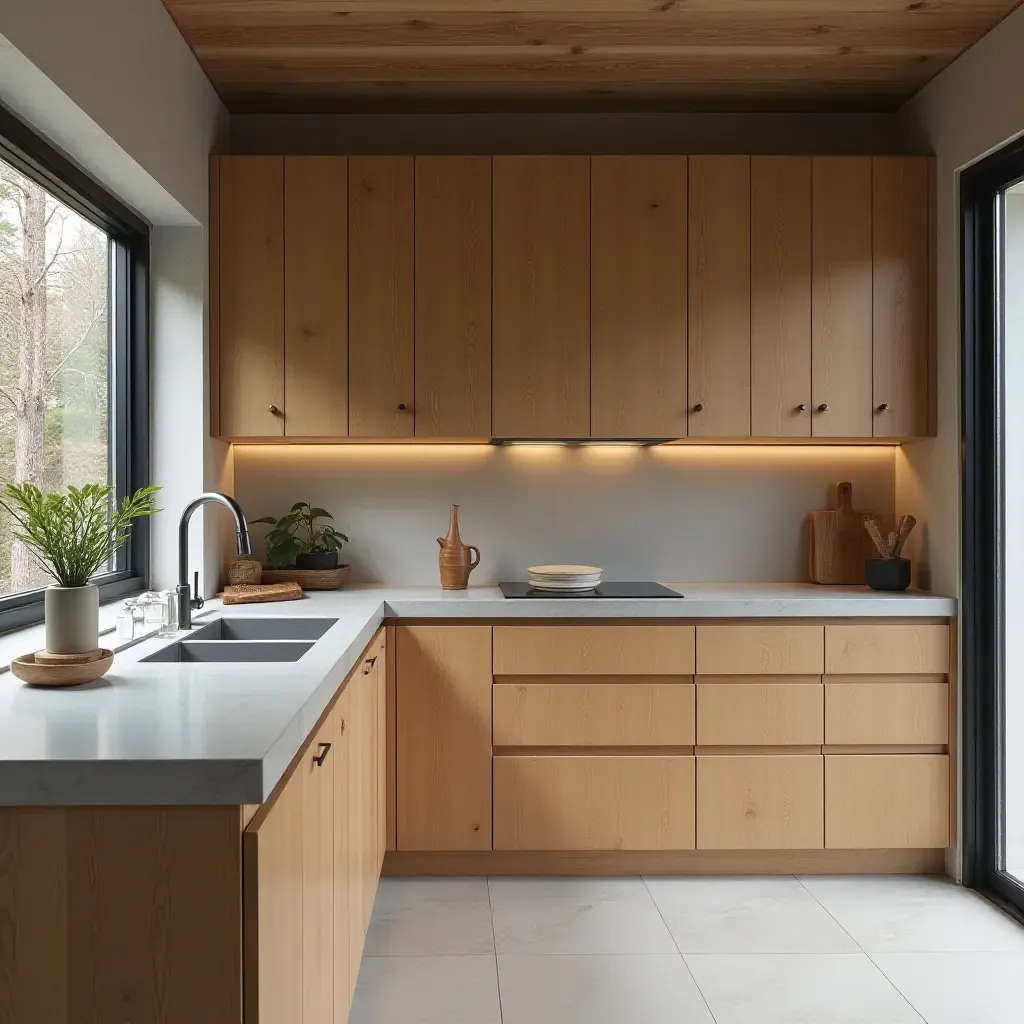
left=44, top=584, right=100, bottom=654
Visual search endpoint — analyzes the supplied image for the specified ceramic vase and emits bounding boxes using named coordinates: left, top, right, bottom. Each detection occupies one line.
left=437, top=505, right=481, bottom=590
left=44, top=584, right=100, bottom=654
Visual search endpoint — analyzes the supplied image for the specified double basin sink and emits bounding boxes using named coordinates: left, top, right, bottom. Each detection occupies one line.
left=142, top=617, right=337, bottom=664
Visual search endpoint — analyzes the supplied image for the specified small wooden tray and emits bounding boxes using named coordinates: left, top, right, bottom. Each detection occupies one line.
left=34, top=649, right=106, bottom=666
left=12, top=649, right=113, bottom=687
left=222, top=582, right=303, bottom=605
left=260, top=565, right=351, bottom=591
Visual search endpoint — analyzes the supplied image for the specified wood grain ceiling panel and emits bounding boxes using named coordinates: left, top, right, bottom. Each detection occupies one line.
left=162, top=0, right=1024, bottom=111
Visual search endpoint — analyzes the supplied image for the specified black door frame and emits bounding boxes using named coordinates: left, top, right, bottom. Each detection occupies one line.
left=961, top=133, right=1024, bottom=919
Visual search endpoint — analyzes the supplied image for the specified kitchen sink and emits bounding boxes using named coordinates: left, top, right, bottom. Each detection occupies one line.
left=187, top=617, right=337, bottom=642
left=142, top=640, right=314, bottom=664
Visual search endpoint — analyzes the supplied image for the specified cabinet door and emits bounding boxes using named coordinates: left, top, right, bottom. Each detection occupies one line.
left=243, top=750, right=304, bottom=1023
left=285, top=157, right=348, bottom=437
left=396, top=625, right=492, bottom=850
left=751, top=156, right=811, bottom=437
left=217, top=156, right=284, bottom=438
left=415, top=156, right=491, bottom=438
left=493, top=156, right=590, bottom=438
left=591, top=156, right=688, bottom=438
left=303, top=715, right=335, bottom=1024
left=688, top=155, right=751, bottom=438
left=873, top=156, right=931, bottom=438
left=331, top=687, right=353, bottom=1019
left=349, top=156, right=414, bottom=437
left=812, top=157, right=872, bottom=437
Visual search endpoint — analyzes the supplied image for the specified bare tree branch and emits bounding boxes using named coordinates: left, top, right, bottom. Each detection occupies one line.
left=0, top=386, right=17, bottom=409
left=46, top=307, right=103, bottom=385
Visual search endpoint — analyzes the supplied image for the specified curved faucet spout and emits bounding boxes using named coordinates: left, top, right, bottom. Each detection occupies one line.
left=176, top=492, right=251, bottom=629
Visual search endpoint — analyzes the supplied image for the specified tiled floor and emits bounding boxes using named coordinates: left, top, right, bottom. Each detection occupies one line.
left=351, top=874, right=1024, bottom=1024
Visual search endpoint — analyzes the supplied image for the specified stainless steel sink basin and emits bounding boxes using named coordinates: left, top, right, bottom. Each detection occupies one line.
left=142, top=640, right=314, bottom=664
left=187, top=617, right=336, bottom=642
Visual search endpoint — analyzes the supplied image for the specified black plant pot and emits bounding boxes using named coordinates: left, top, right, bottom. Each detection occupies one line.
left=866, top=557, right=911, bottom=592
left=296, top=551, right=339, bottom=571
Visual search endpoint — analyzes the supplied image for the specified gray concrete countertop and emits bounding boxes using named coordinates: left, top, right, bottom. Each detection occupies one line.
left=0, top=583, right=956, bottom=807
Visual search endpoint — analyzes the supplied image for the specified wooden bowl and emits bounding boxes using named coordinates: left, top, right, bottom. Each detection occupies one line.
left=33, top=649, right=106, bottom=666
left=11, top=649, right=114, bottom=687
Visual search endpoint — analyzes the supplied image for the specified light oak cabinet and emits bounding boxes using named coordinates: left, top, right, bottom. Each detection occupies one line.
left=244, top=633, right=386, bottom=1024
left=396, top=625, right=492, bottom=850
left=591, top=156, right=688, bottom=438
left=492, top=156, right=591, bottom=438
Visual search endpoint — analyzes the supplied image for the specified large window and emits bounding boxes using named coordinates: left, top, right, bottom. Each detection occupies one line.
left=0, top=107, right=148, bottom=631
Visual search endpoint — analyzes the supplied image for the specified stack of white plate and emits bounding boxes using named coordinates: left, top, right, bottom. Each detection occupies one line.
left=527, top=564, right=603, bottom=592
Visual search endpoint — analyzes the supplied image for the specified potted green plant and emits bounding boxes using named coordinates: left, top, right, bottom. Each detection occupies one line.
left=251, top=502, right=348, bottom=570
left=0, top=482, right=160, bottom=654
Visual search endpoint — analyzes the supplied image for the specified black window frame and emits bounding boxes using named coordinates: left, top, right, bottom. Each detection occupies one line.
left=961, top=132, right=1024, bottom=922
left=0, top=103, right=149, bottom=633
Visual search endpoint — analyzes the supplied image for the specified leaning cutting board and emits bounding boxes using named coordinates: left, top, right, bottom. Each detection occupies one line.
left=809, top=482, right=876, bottom=585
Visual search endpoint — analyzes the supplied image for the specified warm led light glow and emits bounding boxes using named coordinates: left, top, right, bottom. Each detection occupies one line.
left=234, top=443, right=495, bottom=462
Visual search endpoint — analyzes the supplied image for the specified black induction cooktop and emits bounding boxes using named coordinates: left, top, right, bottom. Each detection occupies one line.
left=499, top=582, right=683, bottom=599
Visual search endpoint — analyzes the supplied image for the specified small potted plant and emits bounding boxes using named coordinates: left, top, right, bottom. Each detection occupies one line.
left=0, top=482, right=160, bottom=654
left=252, top=502, right=348, bottom=570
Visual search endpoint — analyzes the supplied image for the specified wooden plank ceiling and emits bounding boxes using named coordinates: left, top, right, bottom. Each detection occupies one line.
left=163, top=0, right=1024, bottom=111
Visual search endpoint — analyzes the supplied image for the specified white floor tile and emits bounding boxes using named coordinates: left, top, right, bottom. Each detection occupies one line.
left=364, top=877, right=494, bottom=955
left=798, top=875, right=1024, bottom=952
left=644, top=875, right=860, bottom=953
left=349, top=955, right=502, bottom=1024
left=685, top=952, right=923, bottom=1024
left=488, top=877, right=677, bottom=954
left=498, top=953, right=715, bottom=1024
left=871, top=951, right=1024, bottom=1024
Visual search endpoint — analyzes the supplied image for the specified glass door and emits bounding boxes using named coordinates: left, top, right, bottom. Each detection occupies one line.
left=963, top=137, right=1024, bottom=918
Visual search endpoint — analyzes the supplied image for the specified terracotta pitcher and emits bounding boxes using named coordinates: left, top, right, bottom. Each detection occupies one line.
left=437, top=504, right=481, bottom=590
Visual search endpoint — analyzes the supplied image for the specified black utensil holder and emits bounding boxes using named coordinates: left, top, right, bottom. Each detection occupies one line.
left=866, top=557, right=911, bottom=592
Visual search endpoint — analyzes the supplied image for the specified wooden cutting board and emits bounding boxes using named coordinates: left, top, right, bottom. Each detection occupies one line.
left=809, top=482, right=875, bottom=585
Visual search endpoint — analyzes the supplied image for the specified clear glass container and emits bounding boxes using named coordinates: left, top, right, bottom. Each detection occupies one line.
left=140, top=591, right=164, bottom=632
left=116, top=599, right=137, bottom=642
left=158, top=590, right=178, bottom=637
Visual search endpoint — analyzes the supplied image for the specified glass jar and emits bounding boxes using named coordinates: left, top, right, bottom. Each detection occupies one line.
left=138, top=592, right=164, bottom=633
left=158, top=590, right=179, bottom=637
left=116, top=599, right=137, bottom=642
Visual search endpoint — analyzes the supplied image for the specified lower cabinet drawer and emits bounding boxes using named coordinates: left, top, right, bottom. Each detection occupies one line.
left=696, top=755, right=824, bottom=850
left=825, top=754, right=950, bottom=849
left=697, top=680, right=824, bottom=746
left=493, top=681, right=695, bottom=747
left=824, top=682, right=949, bottom=745
left=493, top=755, right=696, bottom=851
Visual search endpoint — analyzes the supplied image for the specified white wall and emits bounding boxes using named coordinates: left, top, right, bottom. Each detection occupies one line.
left=233, top=445, right=895, bottom=585
left=0, top=0, right=229, bottom=594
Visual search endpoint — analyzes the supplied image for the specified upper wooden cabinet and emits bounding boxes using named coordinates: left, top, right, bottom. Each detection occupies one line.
left=751, top=157, right=812, bottom=438
left=591, top=156, right=688, bottom=439
left=349, top=156, right=415, bottom=438
left=414, top=156, right=492, bottom=438
left=492, top=156, right=591, bottom=438
left=212, top=152, right=934, bottom=442
left=689, top=156, right=751, bottom=438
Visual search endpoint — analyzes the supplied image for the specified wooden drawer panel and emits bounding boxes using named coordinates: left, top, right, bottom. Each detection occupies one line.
left=493, top=755, right=696, bottom=850
left=825, top=625, right=949, bottom=675
left=697, top=755, right=824, bottom=850
left=696, top=625, right=823, bottom=675
left=825, top=681, right=949, bottom=745
left=493, top=626, right=695, bottom=676
left=825, top=754, right=949, bottom=848
left=697, top=680, right=824, bottom=746
left=493, top=681, right=695, bottom=747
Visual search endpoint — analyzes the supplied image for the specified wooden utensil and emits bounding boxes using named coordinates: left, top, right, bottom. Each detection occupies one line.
left=809, top=482, right=875, bottom=585
left=864, top=518, right=889, bottom=559
left=222, top=582, right=303, bottom=605
left=11, top=649, right=113, bottom=687
left=894, top=514, right=917, bottom=557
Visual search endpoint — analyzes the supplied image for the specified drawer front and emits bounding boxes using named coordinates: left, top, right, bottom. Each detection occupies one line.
left=696, top=625, right=824, bottom=675
left=493, top=755, right=696, bottom=850
left=697, top=680, right=824, bottom=746
left=697, top=755, right=824, bottom=850
left=493, top=681, right=695, bottom=747
left=824, top=625, right=950, bottom=675
left=825, top=754, right=950, bottom=848
left=493, top=626, right=695, bottom=676
left=825, top=681, right=949, bottom=745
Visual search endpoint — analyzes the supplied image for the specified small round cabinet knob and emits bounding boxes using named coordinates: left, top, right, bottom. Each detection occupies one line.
left=877, top=402, right=890, bottom=413
left=817, top=403, right=829, bottom=413
left=692, top=402, right=704, bottom=413
left=268, top=404, right=281, bottom=417
left=397, top=403, right=408, bottom=412
left=796, top=403, right=808, bottom=413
